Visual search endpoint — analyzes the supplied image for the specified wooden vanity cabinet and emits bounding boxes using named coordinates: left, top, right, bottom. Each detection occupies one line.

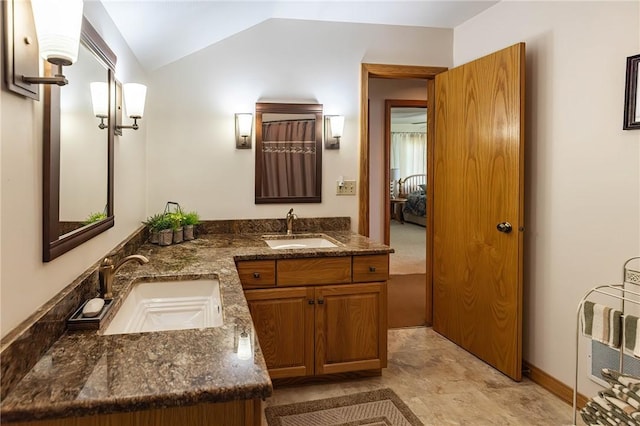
left=314, top=282, right=386, bottom=375
left=244, top=287, right=315, bottom=378
left=239, top=254, right=388, bottom=380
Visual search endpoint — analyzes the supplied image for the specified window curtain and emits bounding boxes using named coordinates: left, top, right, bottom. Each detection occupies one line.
left=261, top=119, right=316, bottom=197
left=390, top=132, right=426, bottom=179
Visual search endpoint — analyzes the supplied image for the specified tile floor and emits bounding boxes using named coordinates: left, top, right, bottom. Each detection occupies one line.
left=262, top=327, right=581, bottom=425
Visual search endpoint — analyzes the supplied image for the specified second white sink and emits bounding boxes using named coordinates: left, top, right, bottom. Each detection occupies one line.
left=103, top=278, right=222, bottom=335
left=264, top=237, right=338, bottom=249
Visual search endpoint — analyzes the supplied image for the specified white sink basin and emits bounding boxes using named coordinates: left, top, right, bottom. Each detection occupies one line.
left=264, top=236, right=338, bottom=249
left=104, top=278, right=222, bottom=335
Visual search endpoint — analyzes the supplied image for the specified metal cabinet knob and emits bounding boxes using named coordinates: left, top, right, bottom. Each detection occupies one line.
left=253, top=272, right=261, bottom=279
left=496, top=222, right=513, bottom=234
left=308, top=299, right=315, bottom=305
left=369, top=266, right=376, bottom=272
left=317, top=299, right=324, bottom=305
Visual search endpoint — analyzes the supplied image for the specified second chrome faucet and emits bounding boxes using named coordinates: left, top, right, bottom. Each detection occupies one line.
left=286, top=208, right=298, bottom=235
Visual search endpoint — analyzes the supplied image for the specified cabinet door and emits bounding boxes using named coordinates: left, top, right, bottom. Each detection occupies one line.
left=314, top=282, right=387, bottom=375
left=244, top=287, right=315, bottom=378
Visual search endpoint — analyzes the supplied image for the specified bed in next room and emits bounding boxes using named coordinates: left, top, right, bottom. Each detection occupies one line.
left=398, top=174, right=426, bottom=227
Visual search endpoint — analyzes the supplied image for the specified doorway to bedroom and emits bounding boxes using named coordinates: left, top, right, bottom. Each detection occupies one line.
left=386, top=101, right=428, bottom=328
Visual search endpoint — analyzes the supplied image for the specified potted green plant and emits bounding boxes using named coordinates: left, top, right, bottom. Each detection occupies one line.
left=83, top=211, right=107, bottom=225
left=168, top=211, right=185, bottom=244
left=182, top=211, right=200, bottom=240
left=155, top=215, right=174, bottom=246
left=143, top=212, right=166, bottom=244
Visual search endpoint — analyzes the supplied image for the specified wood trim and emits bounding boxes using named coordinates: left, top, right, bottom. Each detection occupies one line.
left=359, top=64, right=447, bottom=327
left=522, top=360, right=588, bottom=410
left=364, top=64, right=450, bottom=79
left=359, top=65, right=370, bottom=236
left=425, top=79, right=435, bottom=326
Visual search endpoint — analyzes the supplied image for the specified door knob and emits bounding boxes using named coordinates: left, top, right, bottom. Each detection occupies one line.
left=496, top=222, right=513, bottom=234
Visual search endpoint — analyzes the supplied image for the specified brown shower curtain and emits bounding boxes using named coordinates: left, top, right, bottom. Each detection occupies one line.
left=261, top=119, right=316, bottom=197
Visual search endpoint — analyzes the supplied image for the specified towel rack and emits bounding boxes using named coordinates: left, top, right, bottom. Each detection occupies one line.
left=572, top=256, right=640, bottom=425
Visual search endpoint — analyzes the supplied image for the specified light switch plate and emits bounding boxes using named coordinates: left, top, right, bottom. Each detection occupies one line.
left=336, top=180, right=356, bottom=195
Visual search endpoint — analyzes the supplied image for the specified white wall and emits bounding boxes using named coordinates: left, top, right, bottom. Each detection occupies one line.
left=454, top=1, right=640, bottom=397
left=146, top=19, right=451, bottom=225
left=368, top=78, right=429, bottom=243
left=0, top=2, right=147, bottom=338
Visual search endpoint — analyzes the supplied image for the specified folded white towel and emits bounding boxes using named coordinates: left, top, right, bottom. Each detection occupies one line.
left=592, top=304, right=608, bottom=344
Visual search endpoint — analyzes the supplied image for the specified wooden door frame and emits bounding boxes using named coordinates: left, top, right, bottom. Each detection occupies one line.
left=383, top=99, right=429, bottom=245
left=359, top=63, right=446, bottom=325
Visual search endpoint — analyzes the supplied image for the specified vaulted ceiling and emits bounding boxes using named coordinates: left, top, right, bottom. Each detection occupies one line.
left=101, top=1, right=499, bottom=72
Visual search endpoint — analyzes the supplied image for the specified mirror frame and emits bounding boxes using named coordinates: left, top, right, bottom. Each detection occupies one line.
left=254, top=102, right=323, bottom=204
left=43, top=18, right=116, bottom=262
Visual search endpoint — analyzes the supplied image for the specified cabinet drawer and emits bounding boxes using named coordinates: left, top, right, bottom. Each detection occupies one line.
left=353, top=255, right=389, bottom=282
left=277, top=257, right=351, bottom=286
left=236, top=260, right=276, bottom=288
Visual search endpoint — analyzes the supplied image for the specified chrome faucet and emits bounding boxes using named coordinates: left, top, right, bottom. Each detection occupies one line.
left=99, top=255, right=149, bottom=299
left=286, top=208, right=298, bottom=235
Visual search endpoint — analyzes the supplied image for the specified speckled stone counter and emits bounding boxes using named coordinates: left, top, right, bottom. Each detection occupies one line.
left=0, top=230, right=392, bottom=423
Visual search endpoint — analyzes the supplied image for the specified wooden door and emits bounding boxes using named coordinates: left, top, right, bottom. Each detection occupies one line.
left=244, top=287, right=315, bottom=378
left=315, top=283, right=387, bottom=375
left=433, top=43, right=525, bottom=380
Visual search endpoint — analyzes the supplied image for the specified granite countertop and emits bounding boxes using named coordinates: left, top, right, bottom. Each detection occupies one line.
left=0, top=231, right=392, bottom=423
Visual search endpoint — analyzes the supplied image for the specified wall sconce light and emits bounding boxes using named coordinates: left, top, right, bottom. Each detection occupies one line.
left=116, top=82, right=147, bottom=133
left=90, top=82, right=109, bottom=130
left=235, top=113, right=253, bottom=149
left=324, top=115, right=344, bottom=149
left=3, top=0, right=84, bottom=100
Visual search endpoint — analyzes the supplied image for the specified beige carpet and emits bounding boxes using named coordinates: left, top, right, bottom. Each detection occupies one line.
left=388, top=274, right=426, bottom=328
left=265, top=388, right=424, bottom=426
left=389, top=222, right=425, bottom=275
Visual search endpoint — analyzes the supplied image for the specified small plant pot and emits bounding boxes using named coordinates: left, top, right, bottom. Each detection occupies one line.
left=183, top=225, right=195, bottom=241
left=158, top=229, right=173, bottom=246
left=173, top=227, right=184, bottom=244
left=149, top=229, right=159, bottom=244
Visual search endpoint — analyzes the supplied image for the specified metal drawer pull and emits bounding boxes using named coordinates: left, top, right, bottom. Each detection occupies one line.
left=317, top=299, right=324, bottom=304
left=369, top=266, right=376, bottom=272
left=253, top=272, right=261, bottom=279
left=308, top=299, right=315, bottom=305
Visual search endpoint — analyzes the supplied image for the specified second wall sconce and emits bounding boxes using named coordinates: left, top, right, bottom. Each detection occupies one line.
left=90, top=82, right=109, bottom=130
left=324, top=115, right=344, bottom=149
left=116, top=82, right=147, bottom=134
left=3, top=0, right=84, bottom=100
left=235, top=113, right=253, bottom=149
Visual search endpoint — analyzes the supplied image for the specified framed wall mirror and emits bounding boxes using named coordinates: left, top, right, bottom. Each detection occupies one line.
left=43, top=18, right=116, bottom=262
left=255, top=102, right=323, bottom=204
